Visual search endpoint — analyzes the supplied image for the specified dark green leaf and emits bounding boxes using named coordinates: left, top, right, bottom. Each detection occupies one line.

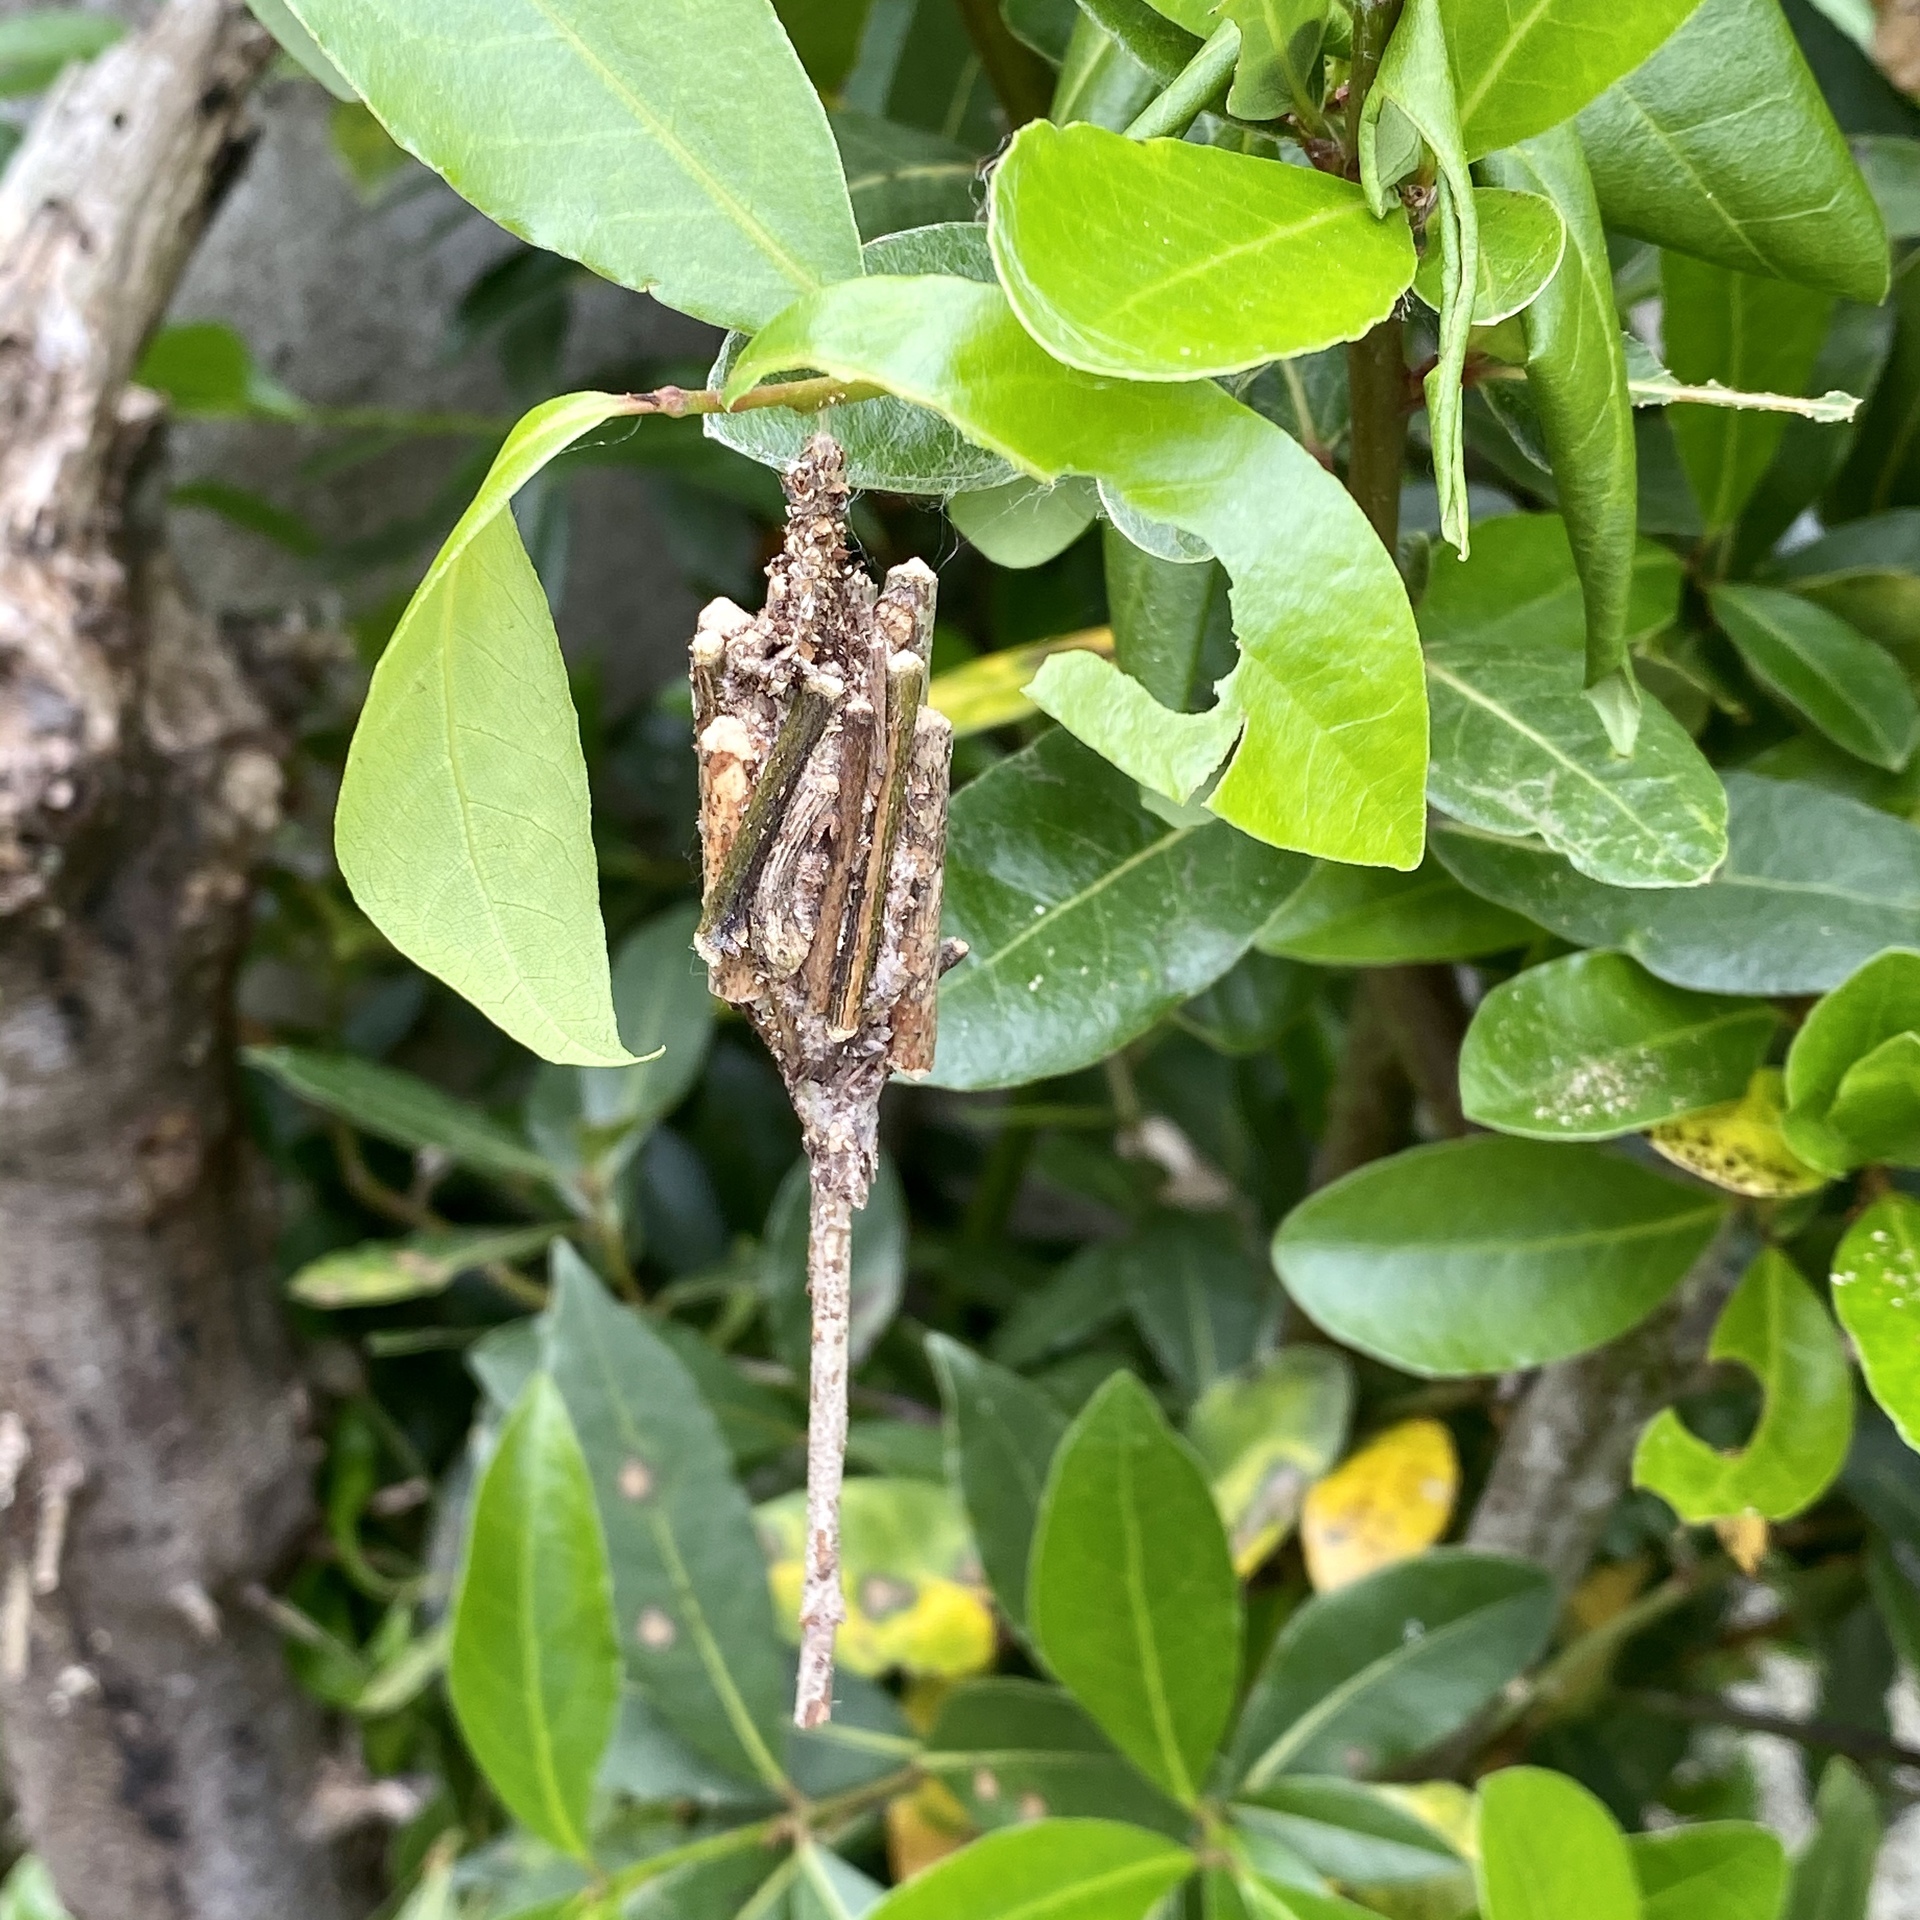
left=1255, top=857, right=1534, bottom=964
left=762, top=1157, right=907, bottom=1371
left=993, top=1246, right=1133, bottom=1370
left=1785, top=1760, right=1881, bottom=1920
left=1117, top=1214, right=1277, bottom=1399
left=831, top=110, right=981, bottom=242
left=136, top=322, right=306, bottom=420
left=930, top=731, right=1307, bottom=1091
left=284, top=0, right=860, bottom=332
left=449, top=1374, right=620, bottom=1859
left=1078, top=0, right=1202, bottom=86
left=1217, top=0, right=1328, bottom=123
left=927, top=1334, right=1068, bottom=1635
left=864, top=1820, right=1193, bottom=1920
left=1028, top=1373, right=1240, bottom=1804
left=1459, top=951, right=1779, bottom=1140
left=1230, top=1777, right=1466, bottom=1889
left=1631, top=1823, right=1787, bottom=1920
left=1832, top=1194, right=1920, bottom=1452
left=1273, top=1136, right=1725, bottom=1377
left=1229, top=1550, right=1555, bottom=1786
left=1476, top=1768, right=1638, bottom=1920
left=1103, top=535, right=1228, bottom=714
left=545, top=1248, right=789, bottom=1791
left=1578, top=0, right=1889, bottom=304
left=1177, top=951, right=1313, bottom=1055
left=777, top=0, right=876, bottom=92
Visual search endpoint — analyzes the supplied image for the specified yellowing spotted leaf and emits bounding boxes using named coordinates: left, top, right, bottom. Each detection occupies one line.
left=758, top=1477, right=996, bottom=1679
left=886, top=1776, right=975, bottom=1883
left=1645, top=1069, right=1826, bottom=1197
left=1300, top=1418, right=1459, bottom=1593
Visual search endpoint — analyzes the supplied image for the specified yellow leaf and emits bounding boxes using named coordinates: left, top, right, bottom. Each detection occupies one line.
left=1646, top=1068, right=1826, bottom=1197
left=886, top=1777, right=975, bottom=1883
left=1715, top=1512, right=1770, bottom=1574
left=1301, top=1418, right=1459, bottom=1592
left=928, top=627, right=1111, bottom=738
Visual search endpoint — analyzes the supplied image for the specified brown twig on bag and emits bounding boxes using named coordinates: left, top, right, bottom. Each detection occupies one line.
left=690, top=436, right=957, bottom=1728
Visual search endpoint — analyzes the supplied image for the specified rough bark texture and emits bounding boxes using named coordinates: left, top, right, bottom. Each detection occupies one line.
left=0, top=5, right=362, bottom=1914
left=1467, top=1215, right=1755, bottom=1593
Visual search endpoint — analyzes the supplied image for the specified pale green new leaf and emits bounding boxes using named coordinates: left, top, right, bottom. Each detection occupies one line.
left=448, top=1374, right=620, bottom=1860
left=1026, top=652, right=1243, bottom=805
left=1476, top=1769, right=1639, bottom=1920
left=1634, top=1248, right=1853, bottom=1522
left=289, top=1224, right=563, bottom=1308
left=865, top=1821, right=1193, bottom=1920
left=1577, top=0, right=1889, bottom=305
left=1832, top=1195, right=1920, bottom=1455
left=335, top=393, right=646, bottom=1066
left=1411, top=188, right=1565, bottom=327
left=1218, top=0, right=1328, bottom=122
left=1783, top=948, right=1920, bottom=1172
left=283, top=0, right=860, bottom=332
left=989, top=121, right=1415, bottom=378
left=1632, top=1823, right=1787, bottom=1920
left=949, top=476, right=1100, bottom=569
left=728, top=274, right=1428, bottom=867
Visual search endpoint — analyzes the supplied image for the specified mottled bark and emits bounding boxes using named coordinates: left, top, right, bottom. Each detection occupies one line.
left=0, top=4, right=362, bottom=1914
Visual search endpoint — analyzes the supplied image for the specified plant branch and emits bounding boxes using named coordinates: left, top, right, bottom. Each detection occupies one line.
left=1124, top=22, right=1242, bottom=140
left=1627, top=1691, right=1920, bottom=1772
left=1343, top=0, right=1406, bottom=163
left=796, top=1174, right=854, bottom=1729
left=617, top=375, right=889, bottom=420
left=953, top=0, right=1057, bottom=127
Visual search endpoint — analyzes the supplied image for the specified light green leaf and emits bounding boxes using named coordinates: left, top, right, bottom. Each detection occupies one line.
left=244, top=1045, right=556, bottom=1182
left=928, top=1336, right=1068, bottom=1637
left=1229, top=1550, right=1555, bottom=1787
left=1633, top=1248, right=1853, bottom=1522
left=1254, top=857, right=1534, bottom=964
left=1434, top=774, right=1920, bottom=995
left=289, top=1224, right=563, bottom=1309
left=1786, top=1760, right=1882, bottom=1920
left=1710, top=584, right=1919, bottom=774
left=1274, top=1136, right=1726, bottom=1377
left=545, top=1248, right=789, bottom=1791
left=1829, top=1034, right=1920, bottom=1167
left=990, top=121, right=1414, bottom=379
left=246, top=0, right=355, bottom=98
left=1412, top=187, right=1565, bottom=326
left=283, top=0, right=860, bottom=332
left=1420, top=516, right=1722, bottom=886
left=1484, top=128, right=1640, bottom=726
left=762, top=1157, right=907, bottom=1371
left=1577, top=0, right=1889, bottom=304
left=728, top=272, right=1428, bottom=866
left=1218, top=0, right=1328, bottom=122
left=1833, top=1194, right=1920, bottom=1452
left=0, top=8, right=121, bottom=96
left=0, top=1857, right=68, bottom=1920
left=335, top=392, right=645, bottom=1067
left=949, top=476, right=1100, bottom=569
left=1028, top=1374, right=1241, bottom=1805
left=1025, top=652, right=1243, bottom=806
left=1783, top=949, right=1920, bottom=1173
left=1475, top=1769, right=1637, bottom=1920
left=929, top=731, right=1307, bottom=1090
left=1663, top=255, right=1835, bottom=536
left=136, top=321, right=308, bottom=421
left=449, top=1374, right=620, bottom=1859
left=1358, top=0, right=1476, bottom=555
left=1443, top=0, right=1703, bottom=158
left=1459, top=951, right=1778, bottom=1140
left=865, top=1821, right=1194, bottom=1920
left=1631, top=1823, right=1787, bottom=1920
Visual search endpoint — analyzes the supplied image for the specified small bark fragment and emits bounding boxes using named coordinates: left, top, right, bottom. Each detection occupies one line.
left=691, top=437, right=954, bottom=1727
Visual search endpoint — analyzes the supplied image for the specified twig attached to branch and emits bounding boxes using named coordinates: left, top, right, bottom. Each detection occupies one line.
left=691, top=437, right=959, bottom=1727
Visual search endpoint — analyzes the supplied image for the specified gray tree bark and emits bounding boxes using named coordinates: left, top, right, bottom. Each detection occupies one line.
left=0, top=3, right=363, bottom=1913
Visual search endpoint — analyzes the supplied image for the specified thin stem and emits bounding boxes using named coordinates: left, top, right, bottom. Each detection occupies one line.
left=796, top=1172, right=855, bottom=1730
left=1124, top=21, right=1241, bottom=141
left=617, top=375, right=889, bottom=421
left=1343, top=0, right=1406, bottom=165
left=1345, top=316, right=1409, bottom=551
left=952, top=0, right=1057, bottom=126
left=1627, top=1691, right=1920, bottom=1772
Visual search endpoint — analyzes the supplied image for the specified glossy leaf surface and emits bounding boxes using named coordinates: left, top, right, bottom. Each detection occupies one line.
left=1783, top=949, right=1920, bottom=1172
left=1411, top=187, right=1564, bottom=326
left=1832, top=1195, right=1920, bottom=1453
left=1476, top=1769, right=1638, bottom=1920
left=865, top=1821, right=1193, bottom=1920
left=1255, top=857, right=1533, bottom=965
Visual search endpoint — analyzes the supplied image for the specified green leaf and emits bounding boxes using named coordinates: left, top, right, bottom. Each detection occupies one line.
left=1117, top=1214, right=1278, bottom=1400
left=926, top=1680, right=1189, bottom=1836
left=334, top=393, right=645, bottom=1067
left=727, top=272, right=1428, bottom=868
left=778, top=0, right=876, bottom=91
left=544, top=1247, right=789, bottom=1791
left=1078, top=0, right=1204, bottom=86
left=0, top=1857, right=68, bottom=1920
left=1411, top=188, right=1565, bottom=327
left=1631, top=1823, right=1787, bottom=1920
left=761, top=1157, right=908, bottom=1372
left=1028, top=1373, right=1241, bottom=1804
left=1833, top=1194, right=1920, bottom=1452
left=950, top=476, right=1100, bottom=569
left=1475, top=1768, right=1637, bottom=1920
left=1442, top=0, right=1703, bottom=158
left=449, top=1374, right=620, bottom=1859
left=1829, top=1033, right=1920, bottom=1167
left=1577, top=0, right=1889, bottom=304
left=864, top=1821, right=1193, bottom=1920
left=1783, top=949, right=1920, bottom=1173
left=1421, top=516, right=1722, bottom=885
left=1229, top=1550, right=1555, bottom=1787
left=0, top=8, right=121, bottom=96
left=1634, top=1247, right=1853, bottom=1522
left=1231, top=1777, right=1466, bottom=1893
left=136, top=321, right=307, bottom=421
left=283, top=0, right=860, bottom=333
left=1255, top=857, right=1534, bottom=964
left=990, top=121, right=1414, bottom=379
left=1104, top=535, right=1228, bottom=712
left=1217, top=0, right=1328, bottom=122
left=831, top=110, right=981, bottom=242
left=1663, top=255, right=1835, bottom=535
left=1274, top=1136, right=1725, bottom=1377
left=1178, top=951, right=1313, bottom=1056
left=289, top=1224, right=563, bottom=1308
left=927, top=1337, right=1068, bottom=1636
left=244, top=1045, right=556, bottom=1182
left=1711, top=584, right=1918, bottom=773
left=930, top=731, right=1307, bottom=1091
left=1484, top=128, right=1640, bottom=725
left=246, top=0, right=356, bottom=98
left=1358, top=0, right=1476, bottom=554
left=1785, top=1760, right=1882, bottom=1920
left=1434, top=773, right=1920, bottom=995
left=1459, top=951, right=1779, bottom=1141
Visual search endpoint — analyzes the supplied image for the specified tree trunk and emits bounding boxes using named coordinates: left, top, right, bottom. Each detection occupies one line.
left=0, top=4, right=363, bottom=1913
